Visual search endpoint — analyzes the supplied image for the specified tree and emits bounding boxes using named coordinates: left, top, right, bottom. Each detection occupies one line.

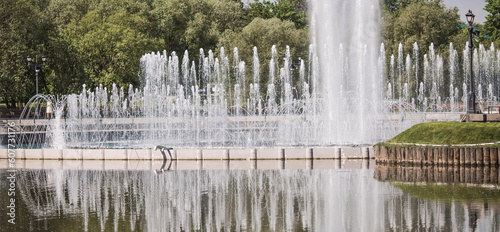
left=150, top=0, right=244, bottom=63
left=245, top=0, right=307, bottom=29
left=383, top=0, right=412, bottom=13
left=0, top=0, right=310, bottom=109
left=484, top=0, right=500, bottom=42
left=383, top=0, right=460, bottom=56
left=0, top=0, right=51, bottom=108
left=61, top=9, right=163, bottom=89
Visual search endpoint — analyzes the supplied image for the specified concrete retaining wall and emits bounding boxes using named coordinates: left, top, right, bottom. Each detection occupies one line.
left=0, top=147, right=373, bottom=160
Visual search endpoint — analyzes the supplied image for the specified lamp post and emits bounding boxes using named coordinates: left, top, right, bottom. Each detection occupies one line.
left=27, top=55, right=46, bottom=95
left=466, top=10, right=475, bottom=114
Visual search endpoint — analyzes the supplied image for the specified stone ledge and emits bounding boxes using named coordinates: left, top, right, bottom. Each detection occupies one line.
left=8, top=159, right=372, bottom=170
left=229, top=149, right=256, bottom=160
left=43, top=149, right=62, bottom=160
left=486, top=114, right=500, bottom=122
left=0, top=147, right=375, bottom=160
left=312, top=147, right=340, bottom=159
left=202, top=149, right=229, bottom=160
left=256, top=148, right=284, bottom=160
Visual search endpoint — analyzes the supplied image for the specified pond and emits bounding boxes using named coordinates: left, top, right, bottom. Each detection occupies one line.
left=1, top=160, right=499, bottom=231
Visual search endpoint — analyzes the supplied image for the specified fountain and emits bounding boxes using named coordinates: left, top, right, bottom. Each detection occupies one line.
left=12, top=1, right=500, bottom=150
left=5, top=2, right=500, bottom=232
left=310, top=0, right=384, bottom=145
left=17, top=43, right=500, bottom=149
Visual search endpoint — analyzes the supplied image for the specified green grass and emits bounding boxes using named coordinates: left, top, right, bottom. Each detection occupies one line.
left=385, top=121, right=500, bottom=145
left=392, top=182, right=500, bottom=203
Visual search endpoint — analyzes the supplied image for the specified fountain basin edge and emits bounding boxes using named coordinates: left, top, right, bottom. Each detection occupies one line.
left=0, top=147, right=373, bottom=160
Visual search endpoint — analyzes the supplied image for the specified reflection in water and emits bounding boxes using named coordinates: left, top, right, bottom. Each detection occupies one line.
left=374, top=164, right=500, bottom=184
left=1, top=166, right=500, bottom=231
left=375, top=164, right=500, bottom=232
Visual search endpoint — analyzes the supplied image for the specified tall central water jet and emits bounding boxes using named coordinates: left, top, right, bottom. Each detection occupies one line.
left=310, top=0, right=383, bottom=144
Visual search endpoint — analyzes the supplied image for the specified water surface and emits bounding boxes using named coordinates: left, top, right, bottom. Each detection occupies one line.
left=1, top=161, right=499, bottom=231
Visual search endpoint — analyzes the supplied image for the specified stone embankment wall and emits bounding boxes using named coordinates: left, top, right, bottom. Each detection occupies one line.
left=374, top=145, right=500, bottom=167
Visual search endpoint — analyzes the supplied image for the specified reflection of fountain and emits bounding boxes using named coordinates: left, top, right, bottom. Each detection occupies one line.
left=7, top=167, right=500, bottom=231
left=374, top=164, right=500, bottom=231
left=14, top=169, right=384, bottom=231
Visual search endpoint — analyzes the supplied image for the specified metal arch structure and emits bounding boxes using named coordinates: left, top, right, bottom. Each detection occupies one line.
left=154, top=145, right=174, bottom=173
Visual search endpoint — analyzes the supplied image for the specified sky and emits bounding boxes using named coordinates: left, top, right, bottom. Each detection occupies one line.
left=435, top=0, right=487, bottom=24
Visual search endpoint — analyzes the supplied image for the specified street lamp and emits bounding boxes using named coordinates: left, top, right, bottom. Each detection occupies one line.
left=27, top=55, right=47, bottom=95
left=466, top=10, right=476, bottom=114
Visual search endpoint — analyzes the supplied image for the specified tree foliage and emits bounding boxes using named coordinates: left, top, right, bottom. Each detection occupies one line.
left=150, top=0, right=244, bottom=61
left=383, top=0, right=412, bottom=13
left=0, top=0, right=308, bottom=108
left=7, top=0, right=485, bottom=109
left=383, top=0, right=460, bottom=56
left=245, top=0, right=307, bottom=29
left=484, top=0, right=500, bottom=42
left=62, top=9, right=163, bottom=89
left=0, top=0, right=49, bottom=108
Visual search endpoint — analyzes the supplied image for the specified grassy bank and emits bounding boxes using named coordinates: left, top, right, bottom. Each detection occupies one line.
left=385, top=121, right=500, bottom=145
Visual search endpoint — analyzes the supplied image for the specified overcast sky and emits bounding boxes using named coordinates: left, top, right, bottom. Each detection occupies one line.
left=436, top=0, right=487, bottom=24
